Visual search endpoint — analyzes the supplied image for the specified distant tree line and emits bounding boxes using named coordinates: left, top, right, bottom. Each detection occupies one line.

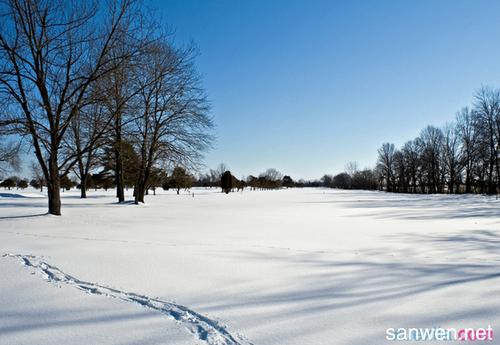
left=195, top=166, right=288, bottom=192
left=0, top=161, right=307, bottom=204
left=322, top=87, right=500, bottom=195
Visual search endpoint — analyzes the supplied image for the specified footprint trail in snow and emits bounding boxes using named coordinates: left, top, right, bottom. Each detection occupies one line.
left=3, top=254, right=253, bottom=345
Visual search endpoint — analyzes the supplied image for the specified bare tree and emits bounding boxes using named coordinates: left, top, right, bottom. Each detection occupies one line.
left=0, top=137, right=19, bottom=175
left=345, top=161, right=358, bottom=177
left=456, top=107, right=477, bottom=193
left=417, top=126, right=444, bottom=193
left=261, top=168, right=283, bottom=181
left=376, top=143, right=396, bottom=192
left=401, top=140, right=419, bottom=193
left=473, top=87, right=500, bottom=194
left=257, top=168, right=283, bottom=189
left=393, top=150, right=407, bottom=193
left=0, top=0, right=142, bottom=214
left=97, top=23, right=153, bottom=202
left=131, top=42, right=213, bottom=204
left=442, top=122, right=461, bottom=193
left=64, top=103, right=109, bottom=198
left=213, top=163, right=228, bottom=184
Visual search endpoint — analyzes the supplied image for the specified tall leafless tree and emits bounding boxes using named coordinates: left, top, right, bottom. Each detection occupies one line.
left=0, top=0, right=143, bottom=214
left=131, top=42, right=213, bottom=204
left=401, top=139, right=419, bottom=193
left=473, top=87, right=500, bottom=194
left=64, top=102, right=109, bottom=198
left=376, top=143, right=396, bottom=192
left=442, top=123, right=461, bottom=193
left=456, top=107, right=478, bottom=193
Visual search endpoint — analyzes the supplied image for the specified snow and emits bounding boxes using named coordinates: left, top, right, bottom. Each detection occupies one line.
left=0, top=255, right=195, bottom=345
left=1, top=188, right=499, bottom=344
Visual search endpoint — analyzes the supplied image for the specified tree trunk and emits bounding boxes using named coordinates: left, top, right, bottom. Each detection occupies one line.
left=488, top=131, right=496, bottom=194
left=78, top=161, right=88, bottom=198
left=47, top=157, right=61, bottom=215
left=134, top=183, right=145, bottom=204
left=80, top=175, right=87, bottom=198
left=488, top=163, right=495, bottom=195
left=115, top=154, right=125, bottom=202
left=47, top=185, right=61, bottom=215
left=449, top=170, right=455, bottom=194
left=465, top=168, right=471, bottom=193
left=115, top=113, right=125, bottom=202
left=134, top=141, right=153, bottom=204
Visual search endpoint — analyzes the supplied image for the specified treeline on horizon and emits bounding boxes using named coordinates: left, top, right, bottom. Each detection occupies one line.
left=212, top=86, right=500, bottom=195
left=0, top=163, right=293, bottom=195
left=321, top=87, right=500, bottom=195
left=4, top=86, right=500, bottom=200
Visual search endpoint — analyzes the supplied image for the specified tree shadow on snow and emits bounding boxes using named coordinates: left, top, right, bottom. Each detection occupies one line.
left=199, top=229, right=500, bottom=343
left=0, top=278, right=171, bottom=345
left=303, top=191, right=500, bottom=221
left=0, top=212, right=48, bottom=220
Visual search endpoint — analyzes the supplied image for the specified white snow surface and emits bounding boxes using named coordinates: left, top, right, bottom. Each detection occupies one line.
left=1, top=187, right=499, bottom=345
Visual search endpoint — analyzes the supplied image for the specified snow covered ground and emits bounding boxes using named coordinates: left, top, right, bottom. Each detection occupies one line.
left=1, top=188, right=499, bottom=344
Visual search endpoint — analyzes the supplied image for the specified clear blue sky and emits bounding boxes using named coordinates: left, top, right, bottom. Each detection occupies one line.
left=151, top=0, right=500, bottom=180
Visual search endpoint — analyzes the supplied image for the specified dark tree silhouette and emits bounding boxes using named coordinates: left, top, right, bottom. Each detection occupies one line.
left=17, top=179, right=28, bottom=189
left=1, top=178, right=15, bottom=190
left=282, top=175, right=295, bottom=188
left=221, top=171, right=233, bottom=194
left=164, top=167, right=194, bottom=195
left=332, top=173, right=351, bottom=189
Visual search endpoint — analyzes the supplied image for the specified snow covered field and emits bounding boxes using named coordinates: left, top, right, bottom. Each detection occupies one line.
left=1, top=188, right=499, bottom=345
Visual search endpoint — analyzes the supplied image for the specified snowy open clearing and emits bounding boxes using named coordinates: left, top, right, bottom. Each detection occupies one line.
left=1, top=188, right=499, bottom=345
